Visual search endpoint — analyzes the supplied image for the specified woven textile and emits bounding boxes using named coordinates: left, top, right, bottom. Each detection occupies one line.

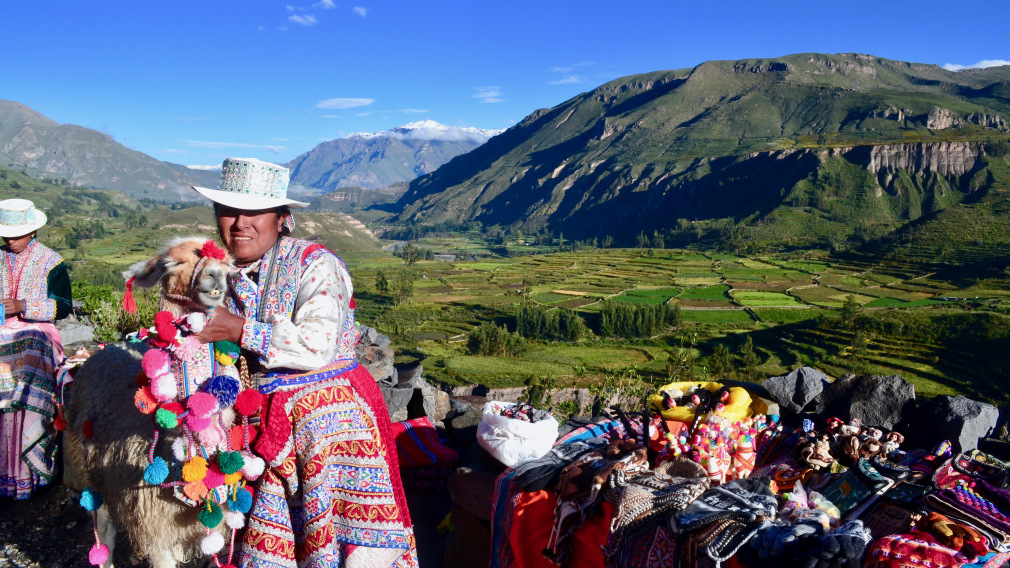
left=389, top=416, right=458, bottom=468
left=602, top=458, right=709, bottom=567
left=240, top=364, right=417, bottom=568
left=490, top=469, right=522, bottom=568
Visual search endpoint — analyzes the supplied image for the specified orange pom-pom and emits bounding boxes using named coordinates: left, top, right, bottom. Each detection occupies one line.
left=182, top=480, right=209, bottom=501
left=134, top=387, right=158, bottom=414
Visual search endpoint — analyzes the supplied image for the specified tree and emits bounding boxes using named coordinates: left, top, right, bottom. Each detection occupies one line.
left=375, top=270, right=389, bottom=294
left=602, top=235, right=613, bottom=249
left=738, top=336, right=760, bottom=380
left=653, top=231, right=665, bottom=250
left=840, top=294, right=861, bottom=328
left=709, top=344, right=734, bottom=379
left=557, top=232, right=565, bottom=250
left=635, top=231, right=649, bottom=248
left=390, top=269, right=415, bottom=306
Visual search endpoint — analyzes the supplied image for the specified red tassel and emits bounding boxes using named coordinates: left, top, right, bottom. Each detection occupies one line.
left=122, top=276, right=137, bottom=314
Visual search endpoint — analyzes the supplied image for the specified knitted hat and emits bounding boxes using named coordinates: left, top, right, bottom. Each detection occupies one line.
left=864, top=532, right=965, bottom=567
left=192, top=158, right=308, bottom=211
left=0, top=199, right=47, bottom=238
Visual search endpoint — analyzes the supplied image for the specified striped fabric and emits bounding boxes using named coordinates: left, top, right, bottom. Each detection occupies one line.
left=389, top=417, right=458, bottom=467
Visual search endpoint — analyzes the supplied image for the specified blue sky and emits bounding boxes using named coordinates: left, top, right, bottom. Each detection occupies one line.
left=3, top=0, right=1008, bottom=167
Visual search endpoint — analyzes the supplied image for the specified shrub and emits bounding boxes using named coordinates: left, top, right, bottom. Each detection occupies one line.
left=466, top=322, right=525, bottom=357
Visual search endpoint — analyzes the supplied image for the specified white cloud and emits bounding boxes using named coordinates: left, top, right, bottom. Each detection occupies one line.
left=550, top=75, right=584, bottom=85
left=181, top=140, right=287, bottom=154
left=321, top=114, right=342, bottom=118
left=398, top=108, right=429, bottom=113
left=174, top=116, right=212, bottom=122
left=473, top=86, right=503, bottom=104
left=355, top=112, right=371, bottom=117
left=289, top=13, right=317, bottom=26
left=315, top=0, right=336, bottom=8
left=550, top=66, right=573, bottom=73
left=943, top=59, right=1010, bottom=71
left=286, top=4, right=303, bottom=11
left=317, top=97, right=375, bottom=109
left=352, top=6, right=367, bottom=17
left=187, top=164, right=223, bottom=171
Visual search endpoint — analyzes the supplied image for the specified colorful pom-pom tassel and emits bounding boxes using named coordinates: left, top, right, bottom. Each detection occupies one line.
left=155, top=408, right=179, bottom=429
left=80, top=488, right=102, bottom=511
left=200, top=531, right=225, bottom=554
left=172, top=437, right=188, bottom=462
left=233, top=389, right=263, bottom=416
left=198, top=501, right=223, bottom=529
left=214, top=340, right=241, bottom=367
left=182, top=456, right=209, bottom=483
left=186, top=312, right=206, bottom=333
left=203, top=467, right=225, bottom=489
left=150, top=374, right=178, bottom=402
left=53, top=415, right=67, bottom=431
left=183, top=480, right=209, bottom=501
left=229, top=488, right=253, bottom=514
left=88, top=543, right=110, bottom=566
left=196, top=422, right=226, bottom=448
left=141, top=348, right=171, bottom=379
left=134, top=387, right=158, bottom=414
left=144, top=456, right=170, bottom=485
left=224, top=510, right=246, bottom=529
left=203, top=375, right=240, bottom=408
left=218, top=451, right=245, bottom=475
left=187, top=392, right=218, bottom=418
left=186, top=413, right=213, bottom=432
left=242, top=455, right=265, bottom=480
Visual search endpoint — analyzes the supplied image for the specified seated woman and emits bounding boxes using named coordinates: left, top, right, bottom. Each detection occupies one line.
left=193, top=158, right=417, bottom=568
left=0, top=199, right=71, bottom=499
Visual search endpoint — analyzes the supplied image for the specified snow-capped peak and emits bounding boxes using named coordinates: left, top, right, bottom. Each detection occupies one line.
left=346, top=121, right=503, bottom=143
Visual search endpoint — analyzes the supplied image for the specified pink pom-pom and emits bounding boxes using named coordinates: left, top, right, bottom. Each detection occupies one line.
left=150, top=374, right=178, bottom=402
left=88, top=543, right=109, bottom=565
left=186, top=413, right=213, bottom=432
left=203, top=467, right=225, bottom=489
left=241, top=454, right=265, bottom=480
left=174, top=335, right=201, bottom=362
left=196, top=422, right=226, bottom=448
left=187, top=392, right=218, bottom=418
left=142, top=349, right=171, bottom=379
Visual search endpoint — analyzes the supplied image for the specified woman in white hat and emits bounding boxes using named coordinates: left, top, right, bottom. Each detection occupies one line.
left=193, top=158, right=418, bottom=568
left=0, top=198, right=72, bottom=500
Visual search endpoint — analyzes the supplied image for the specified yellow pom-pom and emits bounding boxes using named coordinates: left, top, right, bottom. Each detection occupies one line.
left=215, top=352, right=238, bottom=366
left=182, top=456, right=209, bottom=483
left=223, top=471, right=243, bottom=486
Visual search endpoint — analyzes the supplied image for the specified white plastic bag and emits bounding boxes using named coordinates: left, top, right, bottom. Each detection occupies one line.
left=476, top=401, right=559, bottom=468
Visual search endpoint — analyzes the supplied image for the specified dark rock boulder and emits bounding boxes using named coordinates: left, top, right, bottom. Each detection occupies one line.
left=911, top=395, right=998, bottom=454
left=817, top=373, right=915, bottom=430
left=356, top=344, right=395, bottom=385
left=761, top=367, right=830, bottom=415
left=378, top=364, right=423, bottom=418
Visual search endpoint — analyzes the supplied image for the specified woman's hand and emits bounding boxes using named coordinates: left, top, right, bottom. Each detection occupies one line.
left=1, top=298, right=25, bottom=315
left=193, top=307, right=245, bottom=344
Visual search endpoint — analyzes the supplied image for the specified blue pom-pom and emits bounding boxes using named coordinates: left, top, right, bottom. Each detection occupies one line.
left=228, top=488, right=253, bottom=514
left=80, top=488, right=102, bottom=511
left=143, top=457, right=170, bottom=485
left=202, top=375, right=240, bottom=408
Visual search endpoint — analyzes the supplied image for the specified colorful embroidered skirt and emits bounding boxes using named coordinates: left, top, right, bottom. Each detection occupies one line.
left=240, top=362, right=417, bottom=568
left=0, top=326, right=60, bottom=499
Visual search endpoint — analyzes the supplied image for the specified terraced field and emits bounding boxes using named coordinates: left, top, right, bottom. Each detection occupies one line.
left=351, top=246, right=1010, bottom=403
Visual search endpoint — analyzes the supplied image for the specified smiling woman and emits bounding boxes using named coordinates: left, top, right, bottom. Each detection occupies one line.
left=192, top=158, right=418, bottom=568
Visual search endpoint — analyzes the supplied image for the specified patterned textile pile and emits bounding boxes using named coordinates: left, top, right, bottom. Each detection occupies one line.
left=487, top=384, right=1010, bottom=568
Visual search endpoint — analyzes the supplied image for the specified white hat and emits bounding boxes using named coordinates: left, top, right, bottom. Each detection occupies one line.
left=0, top=199, right=47, bottom=238
left=192, top=158, right=308, bottom=210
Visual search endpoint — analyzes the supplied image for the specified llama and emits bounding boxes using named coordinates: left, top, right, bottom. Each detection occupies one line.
left=63, top=237, right=243, bottom=568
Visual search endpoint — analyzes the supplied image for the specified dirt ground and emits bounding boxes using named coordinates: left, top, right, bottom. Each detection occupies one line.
left=0, top=482, right=452, bottom=568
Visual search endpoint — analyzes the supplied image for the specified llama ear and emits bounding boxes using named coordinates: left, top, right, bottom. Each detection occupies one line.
left=124, top=256, right=170, bottom=289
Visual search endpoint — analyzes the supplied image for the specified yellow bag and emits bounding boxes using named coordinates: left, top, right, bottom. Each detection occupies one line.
left=648, top=381, right=753, bottom=424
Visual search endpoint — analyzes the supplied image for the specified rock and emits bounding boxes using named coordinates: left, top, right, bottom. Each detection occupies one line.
left=817, top=373, right=915, bottom=430
left=390, top=408, right=408, bottom=423
left=357, top=325, right=378, bottom=346
left=409, top=385, right=450, bottom=422
left=55, top=322, right=94, bottom=348
left=397, top=364, right=423, bottom=386
left=356, top=344, right=395, bottom=385
left=380, top=383, right=415, bottom=417
left=375, top=333, right=391, bottom=349
left=447, top=405, right=484, bottom=446
left=447, top=466, right=499, bottom=521
left=912, top=395, right=998, bottom=454
left=761, top=367, right=829, bottom=415
left=442, top=504, right=491, bottom=568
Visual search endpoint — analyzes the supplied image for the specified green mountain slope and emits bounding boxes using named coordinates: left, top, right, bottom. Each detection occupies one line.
left=394, top=53, right=1010, bottom=248
left=0, top=100, right=219, bottom=201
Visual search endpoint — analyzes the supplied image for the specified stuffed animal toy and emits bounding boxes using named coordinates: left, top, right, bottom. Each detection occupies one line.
left=920, top=511, right=988, bottom=561
left=834, top=435, right=861, bottom=467
left=798, top=438, right=835, bottom=471
left=838, top=418, right=862, bottom=437
left=883, top=431, right=904, bottom=456
left=859, top=437, right=883, bottom=460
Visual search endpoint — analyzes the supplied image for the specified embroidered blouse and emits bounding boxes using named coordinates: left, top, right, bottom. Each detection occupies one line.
left=0, top=239, right=72, bottom=322
left=225, top=236, right=358, bottom=371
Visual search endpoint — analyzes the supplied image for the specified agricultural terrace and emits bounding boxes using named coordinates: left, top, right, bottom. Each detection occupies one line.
left=345, top=247, right=1010, bottom=405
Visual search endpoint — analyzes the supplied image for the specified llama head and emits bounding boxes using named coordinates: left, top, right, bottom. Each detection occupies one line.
left=124, top=237, right=234, bottom=315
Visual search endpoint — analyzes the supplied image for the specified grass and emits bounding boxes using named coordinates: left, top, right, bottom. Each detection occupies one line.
left=679, top=284, right=732, bottom=301
left=751, top=308, right=826, bottom=323
left=680, top=309, right=755, bottom=324
left=731, top=291, right=805, bottom=307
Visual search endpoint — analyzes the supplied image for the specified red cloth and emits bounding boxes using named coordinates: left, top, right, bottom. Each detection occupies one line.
left=389, top=416, right=459, bottom=468
left=509, top=488, right=613, bottom=568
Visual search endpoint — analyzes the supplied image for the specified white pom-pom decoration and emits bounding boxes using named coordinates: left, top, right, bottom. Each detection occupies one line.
left=225, top=510, right=246, bottom=529
left=242, top=454, right=265, bottom=480
left=200, top=532, right=225, bottom=555
left=172, top=437, right=188, bottom=462
left=186, top=312, right=206, bottom=333
left=150, top=374, right=178, bottom=402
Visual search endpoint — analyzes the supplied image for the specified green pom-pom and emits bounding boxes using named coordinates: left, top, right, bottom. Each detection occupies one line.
left=218, top=451, right=245, bottom=475
left=155, top=408, right=179, bottom=429
left=198, top=501, right=223, bottom=528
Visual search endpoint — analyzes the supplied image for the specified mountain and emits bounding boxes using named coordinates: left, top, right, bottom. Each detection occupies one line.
left=286, top=120, right=503, bottom=195
left=392, top=53, right=1010, bottom=251
left=0, top=99, right=219, bottom=201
